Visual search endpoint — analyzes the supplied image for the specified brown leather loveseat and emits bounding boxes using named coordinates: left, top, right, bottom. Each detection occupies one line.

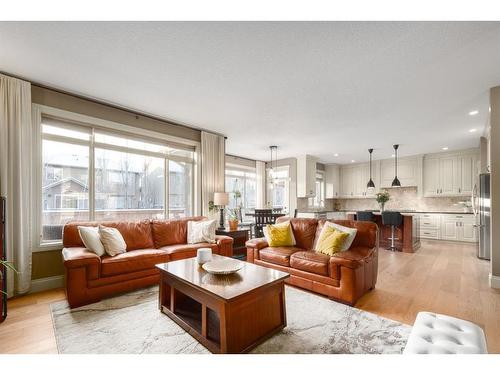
left=246, top=218, right=378, bottom=305
left=62, top=216, right=233, bottom=308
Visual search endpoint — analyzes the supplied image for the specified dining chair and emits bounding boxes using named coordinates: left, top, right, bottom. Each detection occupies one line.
left=254, top=209, right=275, bottom=238
left=236, top=208, right=254, bottom=238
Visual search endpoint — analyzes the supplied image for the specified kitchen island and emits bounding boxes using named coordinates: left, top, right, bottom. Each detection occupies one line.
left=347, top=212, right=420, bottom=253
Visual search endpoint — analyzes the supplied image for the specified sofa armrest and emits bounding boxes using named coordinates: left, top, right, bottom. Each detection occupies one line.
left=245, top=237, right=269, bottom=250
left=215, top=235, right=234, bottom=257
left=62, top=247, right=101, bottom=269
left=330, top=246, right=376, bottom=269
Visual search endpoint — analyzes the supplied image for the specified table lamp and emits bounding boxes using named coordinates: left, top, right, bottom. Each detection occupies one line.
left=213, top=192, right=229, bottom=230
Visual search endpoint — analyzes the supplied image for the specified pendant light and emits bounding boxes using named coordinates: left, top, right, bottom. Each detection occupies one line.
left=269, top=145, right=278, bottom=190
left=366, top=148, right=375, bottom=191
left=391, top=144, right=401, bottom=187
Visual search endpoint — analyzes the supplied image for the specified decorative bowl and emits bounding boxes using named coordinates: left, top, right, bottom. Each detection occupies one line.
left=201, top=258, right=245, bottom=275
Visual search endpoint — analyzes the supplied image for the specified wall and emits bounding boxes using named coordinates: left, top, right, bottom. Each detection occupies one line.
left=32, top=86, right=201, bottom=142
left=225, top=154, right=257, bottom=169
left=336, top=187, right=470, bottom=212
left=490, top=86, right=500, bottom=288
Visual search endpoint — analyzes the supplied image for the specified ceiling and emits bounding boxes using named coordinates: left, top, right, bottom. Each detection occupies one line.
left=0, top=21, right=498, bottom=164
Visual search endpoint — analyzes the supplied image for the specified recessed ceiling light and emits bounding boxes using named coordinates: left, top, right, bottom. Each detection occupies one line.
left=351, top=160, right=355, bottom=163
left=469, top=110, right=479, bottom=116
left=334, top=153, right=339, bottom=157
left=469, top=128, right=477, bottom=133
left=442, top=147, right=449, bottom=151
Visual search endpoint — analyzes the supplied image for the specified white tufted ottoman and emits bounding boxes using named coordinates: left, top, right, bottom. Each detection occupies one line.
left=403, top=312, right=487, bottom=354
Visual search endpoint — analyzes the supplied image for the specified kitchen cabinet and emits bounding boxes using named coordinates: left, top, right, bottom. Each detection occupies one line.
left=440, top=214, right=477, bottom=242
left=419, top=213, right=477, bottom=242
left=325, top=164, right=340, bottom=199
left=297, top=155, right=319, bottom=198
left=339, top=163, right=376, bottom=198
left=423, top=151, right=478, bottom=197
left=380, top=156, right=419, bottom=188
left=326, top=212, right=347, bottom=220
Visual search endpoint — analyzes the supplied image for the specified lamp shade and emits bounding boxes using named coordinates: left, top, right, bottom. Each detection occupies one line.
left=213, top=192, right=229, bottom=206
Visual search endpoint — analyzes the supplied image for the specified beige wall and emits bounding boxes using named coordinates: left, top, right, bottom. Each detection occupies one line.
left=32, top=250, right=64, bottom=280
left=490, top=87, right=500, bottom=285
left=31, top=86, right=201, bottom=142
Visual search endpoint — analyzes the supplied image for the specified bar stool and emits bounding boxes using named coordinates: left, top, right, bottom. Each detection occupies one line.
left=381, top=211, right=403, bottom=251
left=356, top=211, right=375, bottom=222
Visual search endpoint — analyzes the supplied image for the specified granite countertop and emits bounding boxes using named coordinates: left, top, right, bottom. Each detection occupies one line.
left=341, top=210, right=474, bottom=215
left=297, top=209, right=474, bottom=215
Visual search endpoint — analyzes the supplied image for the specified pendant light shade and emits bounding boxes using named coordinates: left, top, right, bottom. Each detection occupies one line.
left=269, top=145, right=278, bottom=190
left=391, top=144, right=401, bottom=187
left=366, top=148, right=375, bottom=191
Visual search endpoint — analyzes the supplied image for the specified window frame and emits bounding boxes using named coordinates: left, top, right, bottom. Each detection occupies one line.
left=225, top=165, right=257, bottom=211
left=32, top=104, right=201, bottom=252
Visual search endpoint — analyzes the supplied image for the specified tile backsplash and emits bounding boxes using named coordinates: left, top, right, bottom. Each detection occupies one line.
left=334, top=187, right=471, bottom=212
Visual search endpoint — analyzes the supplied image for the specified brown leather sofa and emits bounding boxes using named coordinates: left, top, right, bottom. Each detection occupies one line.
left=246, top=218, right=378, bottom=306
left=62, top=217, right=233, bottom=308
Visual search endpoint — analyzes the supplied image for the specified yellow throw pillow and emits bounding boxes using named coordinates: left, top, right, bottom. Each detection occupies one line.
left=315, top=226, right=350, bottom=256
left=265, top=222, right=295, bottom=247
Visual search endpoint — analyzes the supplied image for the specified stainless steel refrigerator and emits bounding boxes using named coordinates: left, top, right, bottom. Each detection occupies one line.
left=473, top=173, right=490, bottom=260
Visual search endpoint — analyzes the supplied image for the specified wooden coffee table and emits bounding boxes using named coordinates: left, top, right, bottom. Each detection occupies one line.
left=156, top=255, right=289, bottom=353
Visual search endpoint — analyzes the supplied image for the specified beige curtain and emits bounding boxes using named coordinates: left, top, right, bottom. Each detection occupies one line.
left=256, top=160, right=266, bottom=208
left=0, top=74, right=33, bottom=296
left=201, top=131, right=225, bottom=217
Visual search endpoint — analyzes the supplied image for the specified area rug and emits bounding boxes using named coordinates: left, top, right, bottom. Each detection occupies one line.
left=50, top=286, right=411, bottom=354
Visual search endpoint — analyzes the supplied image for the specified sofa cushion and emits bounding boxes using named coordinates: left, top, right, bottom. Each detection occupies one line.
left=159, top=242, right=219, bottom=261
left=151, top=216, right=205, bottom=247
left=277, top=217, right=318, bottom=250
left=101, top=249, right=169, bottom=277
left=63, top=220, right=155, bottom=250
left=290, top=251, right=330, bottom=276
left=259, top=246, right=303, bottom=267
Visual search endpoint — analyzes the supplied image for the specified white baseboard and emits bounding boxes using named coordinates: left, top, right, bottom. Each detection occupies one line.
left=30, top=275, right=64, bottom=293
left=489, top=273, right=500, bottom=289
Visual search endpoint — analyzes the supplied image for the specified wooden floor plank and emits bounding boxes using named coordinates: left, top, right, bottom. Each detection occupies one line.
left=0, top=240, right=499, bottom=353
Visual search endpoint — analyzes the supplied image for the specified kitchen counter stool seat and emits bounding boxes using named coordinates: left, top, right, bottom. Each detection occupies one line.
left=381, top=211, right=403, bottom=251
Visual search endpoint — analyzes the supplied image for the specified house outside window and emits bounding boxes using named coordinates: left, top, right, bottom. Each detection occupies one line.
left=40, top=116, right=195, bottom=243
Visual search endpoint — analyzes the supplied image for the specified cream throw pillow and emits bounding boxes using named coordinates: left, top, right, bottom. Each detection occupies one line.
left=315, top=222, right=357, bottom=252
left=78, top=226, right=105, bottom=256
left=98, top=225, right=127, bottom=256
left=187, top=219, right=217, bottom=244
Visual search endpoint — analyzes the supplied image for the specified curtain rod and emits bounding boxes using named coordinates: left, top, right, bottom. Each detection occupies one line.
left=0, top=70, right=227, bottom=138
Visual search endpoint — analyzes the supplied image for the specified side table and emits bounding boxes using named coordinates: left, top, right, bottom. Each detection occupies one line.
left=215, top=228, right=249, bottom=260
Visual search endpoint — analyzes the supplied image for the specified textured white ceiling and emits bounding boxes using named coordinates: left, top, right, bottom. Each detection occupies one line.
left=0, top=22, right=498, bottom=163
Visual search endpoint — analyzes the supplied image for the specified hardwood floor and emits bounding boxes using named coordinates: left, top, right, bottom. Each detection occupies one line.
left=0, top=240, right=498, bottom=354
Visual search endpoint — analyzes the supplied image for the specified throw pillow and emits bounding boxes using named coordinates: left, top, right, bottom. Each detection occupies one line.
left=98, top=225, right=127, bottom=256
left=315, top=222, right=357, bottom=251
left=78, top=226, right=105, bottom=257
left=264, top=221, right=296, bottom=247
left=315, top=226, right=350, bottom=256
left=187, top=219, right=217, bottom=244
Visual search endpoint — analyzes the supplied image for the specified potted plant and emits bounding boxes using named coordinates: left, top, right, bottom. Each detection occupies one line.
left=226, top=208, right=239, bottom=231
left=1, top=260, right=17, bottom=296
left=375, top=190, right=390, bottom=212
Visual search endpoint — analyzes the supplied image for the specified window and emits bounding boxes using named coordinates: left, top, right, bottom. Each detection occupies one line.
left=308, top=171, right=325, bottom=208
left=225, top=168, right=257, bottom=210
left=268, top=166, right=290, bottom=212
left=40, top=116, right=195, bottom=243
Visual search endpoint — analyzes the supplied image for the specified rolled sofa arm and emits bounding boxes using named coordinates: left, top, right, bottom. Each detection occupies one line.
left=245, top=237, right=269, bottom=250
left=329, top=246, right=376, bottom=269
left=215, top=235, right=234, bottom=257
left=62, top=247, right=101, bottom=268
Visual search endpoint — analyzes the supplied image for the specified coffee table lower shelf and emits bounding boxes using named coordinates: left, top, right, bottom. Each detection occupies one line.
left=158, top=271, right=287, bottom=354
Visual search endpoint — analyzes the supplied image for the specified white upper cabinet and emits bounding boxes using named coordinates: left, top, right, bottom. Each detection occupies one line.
left=423, top=150, right=478, bottom=197
left=325, top=164, right=340, bottom=199
left=380, top=156, right=419, bottom=188
left=339, top=162, right=377, bottom=199
left=297, top=155, right=319, bottom=198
